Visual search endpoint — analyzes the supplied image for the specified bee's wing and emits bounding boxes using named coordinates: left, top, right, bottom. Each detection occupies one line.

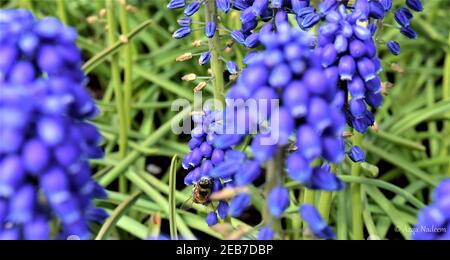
left=180, top=197, right=194, bottom=210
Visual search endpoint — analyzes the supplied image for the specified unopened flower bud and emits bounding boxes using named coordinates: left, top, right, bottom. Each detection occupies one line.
left=342, top=132, right=353, bottom=138
left=371, top=121, right=379, bottom=132
left=390, top=63, right=404, bottom=74
left=194, top=82, right=207, bottom=92
left=192, top=40, right=202, bottom=47
left=86, top=16, right=98, bottom=24
left=126, top=5, right=138, bottom=12
left=99, top=8, right=106, bottom=18
left=119, top=35, right=128, bottom=43
left=182, top=73, right=197, bottom=81
left=176, top=52, right=193, bottom=62
left=229, top=74, right=238, bottom=81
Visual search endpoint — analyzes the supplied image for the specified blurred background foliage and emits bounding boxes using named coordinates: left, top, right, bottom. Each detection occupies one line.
left=0, top=0, right=449, bottom=240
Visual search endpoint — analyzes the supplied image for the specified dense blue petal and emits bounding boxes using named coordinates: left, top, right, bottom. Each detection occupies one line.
left=184, top=2, right=200, bottom=16
left=406, top=0, right=423, bottom=12
left=206, top=212, right=219, bottom=226
left=348, top=146, right=366, bottom=162
left=257, top=226, right=274, bottom=240
left=309, top=165, right=345, bottom=191
left=268, top=186, right=289, bottom=218
left=387, top=41, right=401, bottom=55
left=229, top=193, right=251, bottom=217
left=300, top=204, right=336, bottom=239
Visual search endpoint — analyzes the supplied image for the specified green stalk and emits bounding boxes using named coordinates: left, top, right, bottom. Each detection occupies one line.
left=119, top=0, right=133, bottom=128
left=336, top=190, right=348, bottom=240
left=19, top=0, right=33, bottom=10
left=351, top=131, right=364, bottom=240
left=425, top=59, right=439, bottom=166
left=103, top=209, right=147, bottom=239
left=168, top=155, right=179, bottom=240
left=82, top=19, right=152, bottom=73
left=56, top=0, right=68, bottom=24
left=443, top=34, right=450, bottom=176
left=204, top=0, right=225, bottom=109
left=318, top=165, right=336, bottom=223
left=340, top=175, right=425, bottom=209
left=107, top=0, right=128, bottom=192
left=263, top=151, right=283, bottom=236
left=303, top=189, right=315, bottom=205
left=362, top=193, right=379, bottom=240
left=95, top=191, right=143, bottom=240
left=319, top=191, right=333, bottom=223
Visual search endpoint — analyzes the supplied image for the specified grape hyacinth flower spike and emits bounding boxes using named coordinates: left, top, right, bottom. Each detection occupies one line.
left=317, top=3, right=383, bottom=134
left=210, top=20, right=347, bottom=220
left=181, top=107, right=236, bottom=223
left=169, top=0, right=240, bottom=75
left=412, top=179, right=450, bottom=240
left=0, top=9, right=107, bottom=240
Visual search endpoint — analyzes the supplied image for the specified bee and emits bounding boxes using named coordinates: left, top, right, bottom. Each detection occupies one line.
left=181, top=177, right=215, bottom=210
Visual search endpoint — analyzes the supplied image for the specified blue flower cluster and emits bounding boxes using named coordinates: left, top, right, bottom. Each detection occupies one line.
left=0, top=10, right=107, bottom=240
left=168, top=0, right=239, bottom=74
left=173, top=0, right=425, bottom=238
left=226, top=0, right=316, bottom=47
left=212, top=19, right=346, bottom=219
left=317, top=2, right=383, bottom=134
left=314, top=0, right=421, bottom=133
left=388, top=0, right=423, bottom=55
left=412, top=179, right=450, bottom=240
left=181, top=107, right=231, bottom=224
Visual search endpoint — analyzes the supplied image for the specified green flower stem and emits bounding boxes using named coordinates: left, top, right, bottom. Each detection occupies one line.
left=318, top=165, right=336, bottom=223
left=362, top=193, right=379, bottom=239
left=318, top=196, right=333, bottom=218
left=119, top=0, right=133, bottom=128
left=107, top=0, right=128, bottom=193
left=263, top=151, right=283, bottom=235
left=204, top=0, right=225, bottom=110
left=351, top=131, right=364, bottom=240
left=95, top=191, right=143, bottom=240
left=443, top=34, right=450, bottom=176
left=303, top=189, right=315, bottom=205
left=168, top=155, right=179, bottom=240
left=19, top=0, right=33, bottom=10
left=82, top=19, right=152, bottom=74
left=336, top=190, right=348, bottom=240
left=56, top=0, right=68, bottom=24
left=97, top=100, right=173, bottom=111
left=103, top=209, right=148, bottom=239
left=99, top=106, right=191, bottom=187
left=340, top=175, right=425, bottom=209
